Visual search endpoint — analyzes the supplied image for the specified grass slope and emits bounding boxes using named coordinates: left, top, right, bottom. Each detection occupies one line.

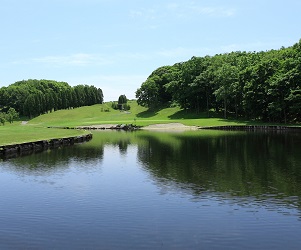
left=0, top=123, right=89, bottom=146
left=28, top=100, right=251, bottom=127
left=2, top=100, right=295, bottom=146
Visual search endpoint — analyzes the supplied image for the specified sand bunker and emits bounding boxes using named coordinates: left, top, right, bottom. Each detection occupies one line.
left=141, top=123, right=199, bottom=131
left=76, top=123, right=199, bottom=131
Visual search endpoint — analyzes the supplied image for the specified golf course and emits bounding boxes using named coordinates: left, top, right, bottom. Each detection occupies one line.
left=1, top=100, right=298, bottom=147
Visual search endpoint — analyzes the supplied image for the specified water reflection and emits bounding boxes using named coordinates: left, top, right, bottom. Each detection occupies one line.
left=1, top=143, right=104, bottom=175
left=2, top=131, right=301, bottom=198
left=136, top=130, right=301, bottom=216
left=1, top=130, right=301, bottom=249
left=3, top=130, right=301, bottom=213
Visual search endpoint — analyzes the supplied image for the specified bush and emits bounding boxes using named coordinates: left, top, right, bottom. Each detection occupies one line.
left=124, top=104, right=131, bottom=111
left=111, top=102, right=118, bottom=110
left=0, top=112, right=6, bottom=125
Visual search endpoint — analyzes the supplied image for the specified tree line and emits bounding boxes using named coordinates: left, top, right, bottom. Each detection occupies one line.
left=0, top=79, right=104, bottom=118
left=136, top=39, right=301, bottom=123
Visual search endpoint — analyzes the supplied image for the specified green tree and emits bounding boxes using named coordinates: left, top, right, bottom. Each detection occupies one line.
left=111, top=102, right=118, bottom=110
left=23, top=95, right=37, bottom=118
left=6, top=107, right=19, bottom=123
left=136, top=79, right=160, bottom=108
left=0, top=79, right=104, bottom=118
left=0, top=112, right=6, bottom=125
left=97, top=88, right=104, bottom=104
left=213, top=63, right=239, bottom=119
left=118, top=94, right=127, bottom=110
left=191, top=68, right=214, bottom=116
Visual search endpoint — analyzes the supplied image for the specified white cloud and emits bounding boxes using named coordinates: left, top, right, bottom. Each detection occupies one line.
left=166, top=3, right=180, bottom=10
left=190, top=6, right=236, bottom=17
left=129, top=2, right=236, bottom=29
left=32, top=53, right=112, bottom=66
left=129, top=8, right=156, bottom=20
left=12, top=51, right=151, bottom=68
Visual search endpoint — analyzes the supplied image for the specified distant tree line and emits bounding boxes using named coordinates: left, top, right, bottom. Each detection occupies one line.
left=0, top=79, right=104, bottom=118
left=136, top=39, right=301, bottom=123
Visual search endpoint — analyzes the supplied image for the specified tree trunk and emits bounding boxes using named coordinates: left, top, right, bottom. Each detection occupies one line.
left=206, top=91, right=209, bottom=117
left=224, top=98, right=227, bottom=119
left=197, top=96, right=200, bottom=114
left=235, top=97, right=238, bottom=119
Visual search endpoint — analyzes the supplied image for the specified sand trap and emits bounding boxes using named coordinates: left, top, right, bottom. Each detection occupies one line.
left=76, top=123, right=198, bottom=131
left=141, top=123, right=199, bottom=131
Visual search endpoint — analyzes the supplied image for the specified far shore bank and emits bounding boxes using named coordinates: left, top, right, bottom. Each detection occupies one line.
left=199, top=125, right=301, bottom=131
left=76, top=123, right=198, bottom=131
left=1, top=123, right=301, bottom=151
left=75, top=123, right=301, bottom=132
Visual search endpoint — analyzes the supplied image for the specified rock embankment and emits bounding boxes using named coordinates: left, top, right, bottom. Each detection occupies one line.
left=76, top=124, right=140, bottom=131
left=200, top=125, right=301, bottom=131
left=0, top=134, right=92, bottom=159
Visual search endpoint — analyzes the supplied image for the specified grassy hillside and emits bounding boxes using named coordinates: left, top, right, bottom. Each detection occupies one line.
left=1, top=100, right=299, bottom=146
left=28, top=100, right=251, bottom=127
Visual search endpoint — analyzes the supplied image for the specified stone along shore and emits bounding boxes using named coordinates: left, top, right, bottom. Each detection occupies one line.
left=0, top=134, right=92, bottom=159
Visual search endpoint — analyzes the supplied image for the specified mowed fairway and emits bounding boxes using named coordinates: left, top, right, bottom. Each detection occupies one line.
left=1, top=100, right=273, bottom=146
left=28, top=101, right=249, bottom=127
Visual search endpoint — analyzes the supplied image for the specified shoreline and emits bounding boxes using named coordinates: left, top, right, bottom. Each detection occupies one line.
left=74, top=123, right=199, bottom=131
left=76, top=124, right=139, bottom=130
left=0, top=134, right=92, bottom=159
left=199, top=125, right=301, bottom=131
left=2, top=123, right=301, bottom=155
left=77, top=123, right=301, bottom=132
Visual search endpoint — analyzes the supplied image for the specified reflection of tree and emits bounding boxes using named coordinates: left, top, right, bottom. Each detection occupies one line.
left=3, top=130, right=301, bottom=214
left=137, top=131, right=301, bottom=212
left=117, top=139, right=130, bottom=155
left=3, top=144, right=104, bottom=175
left=2, top=131, right=134, bottom=174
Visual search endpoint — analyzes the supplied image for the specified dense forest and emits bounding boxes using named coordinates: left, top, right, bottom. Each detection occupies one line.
left=136, top=40, right=301, bottom=123
left=0, top=79, right=103, bottom=118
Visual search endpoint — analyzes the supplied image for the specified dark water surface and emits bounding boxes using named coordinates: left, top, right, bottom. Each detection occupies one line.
left=0, top=130, right=301, bottom=249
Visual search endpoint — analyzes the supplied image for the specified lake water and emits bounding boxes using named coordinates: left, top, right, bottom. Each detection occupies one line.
left=0, top=130, right=301, bottom=249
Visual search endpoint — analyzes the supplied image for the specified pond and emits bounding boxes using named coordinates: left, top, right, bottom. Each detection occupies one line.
left=0, top=130, right=301, bottom=249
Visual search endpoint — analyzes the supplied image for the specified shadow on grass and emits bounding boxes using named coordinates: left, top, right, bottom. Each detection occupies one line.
left=137, top=106, right=296, bottom=126
left=168, top=110, right=271, bottom=125
left=211, top=116, right=283, bottom=126
left=136, top=107, right=161, bottom=118
left=168, top=110, right=215, bottom=120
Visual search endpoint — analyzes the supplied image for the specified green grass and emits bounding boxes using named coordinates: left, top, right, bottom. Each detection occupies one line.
left=28, top=100, right=254, bottom=127
left=0, top=123, right=89, bottom=146
left=1, top=100, right=299, bottom=146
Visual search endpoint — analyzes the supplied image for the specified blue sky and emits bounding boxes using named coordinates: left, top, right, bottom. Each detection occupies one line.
left=1, top=0, right=300, bottom=101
